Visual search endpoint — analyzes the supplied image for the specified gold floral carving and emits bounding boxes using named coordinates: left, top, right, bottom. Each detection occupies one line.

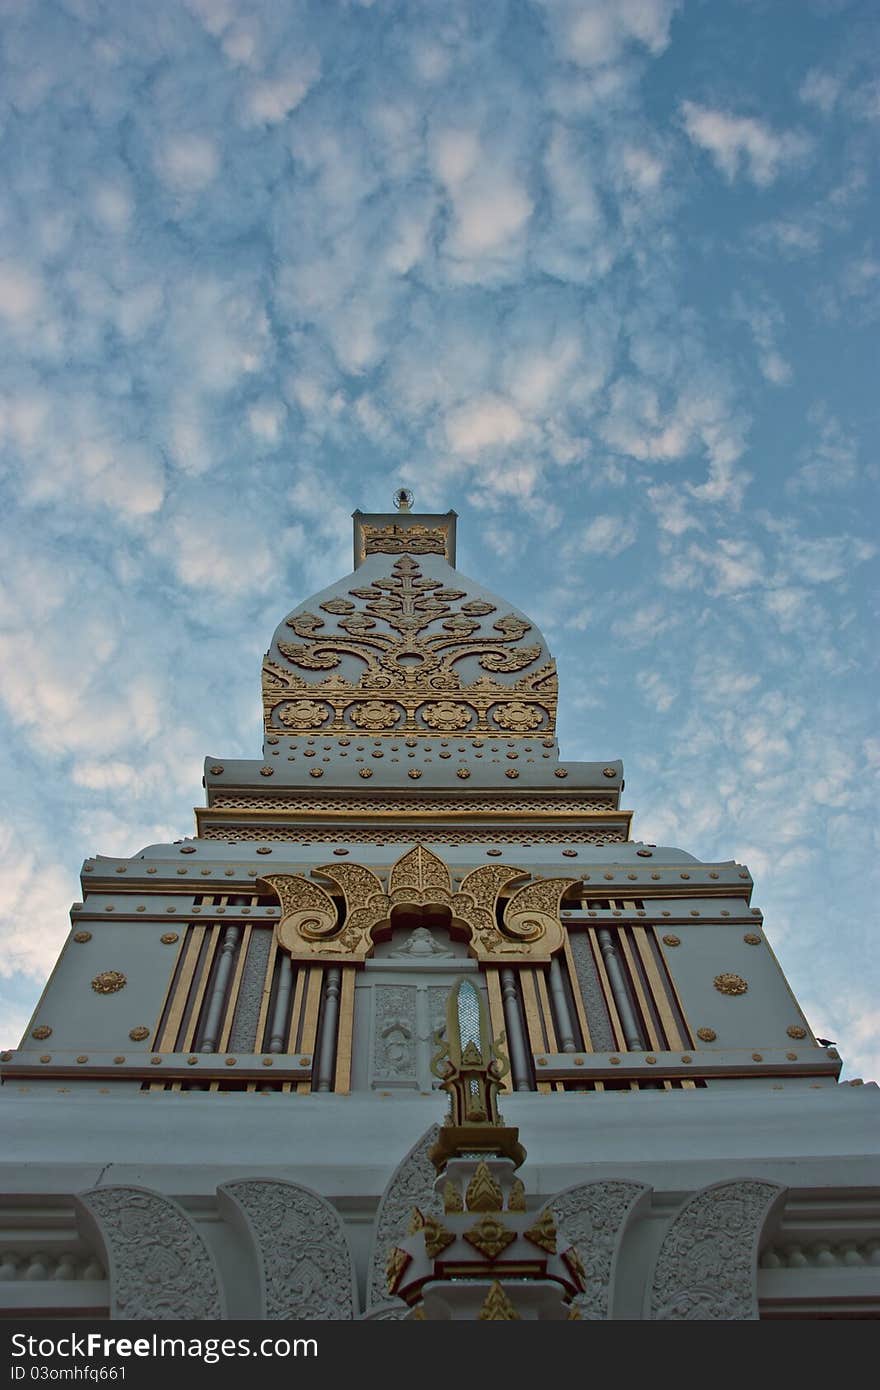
left=349, top=700, right=401, bottom=730
left=743, top=933, right=762, bottom=945
left=443, top=1181, right=464, bottom=1214
left=479, top=1281, right=519, bottom=1320
left=206, top=825, right=625, bottom=846
left=277, top=700, right=329, bottom=729
left=73, top=931, right=92, bottom=943
left=523, top=1210, right=557, bottom=1255
left=263, top=555, right=556, bottom=738
left=464, top=1213, right=516, bottom=1260
left=465, top=1162, right=504, bottom=1212
left=386, top=1246, right=411, bottom=1294
left=422, top=1215, right=456, bottom=1259
left=696, top=1028, right=717, bottom=1042
left=362, top=522, right=448, bottom=557
left=508, top=1179, right=526, bottom=1212
left=787, top=1025, right=807, bottom=1040
left=563, top=1245, right=587, bottom=1290
left=261, top=846, right=572, bottom=964
left=714, top=973, right=748, bottom=996
left=491, top=701, right=543, bottom=732
left=421, top=700, right=475, bottom=731
left=129, top=1026, right=150, bottom=1041
left=407, top=1207, right=426, bottom=1235
left=31, top=1026, right=52, bottom=1040
left=91, top=971, right=126, bottom=994
left=502, top=876, right=578, bottom=954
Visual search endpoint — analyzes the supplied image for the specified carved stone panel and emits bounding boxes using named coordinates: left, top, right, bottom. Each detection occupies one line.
left=227, top=928, right=272, bottom=1052
left=366, top=1124, right=442, bottom=1307
left=648, top=1179, right=785, bottom=1320
left=76, top=1186, right=224, bottom=1320
left=549, top=1181, right=651, bottom=1320
left=567, top=931, right=616, bottom=1052
left=218, top=1180, right=356, bottom=1320
left=372, top=985, right=418, bottom=1087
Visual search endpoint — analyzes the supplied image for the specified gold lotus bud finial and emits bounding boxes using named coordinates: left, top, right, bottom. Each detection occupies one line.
left=393, top=486, right=414, bottom=513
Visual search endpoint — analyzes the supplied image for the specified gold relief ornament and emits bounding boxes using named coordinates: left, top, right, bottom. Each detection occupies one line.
left=463, top=1213, right=516, bottom=1260
left=465, top=1162, right=504, bottom=1213
left=422, top=1214, right=456, bottom=1259
left=479, top=1282, right=520, bottom=1320
left=385, top=1247, right=411, bottom=1295
left=348, top=700, right=402, bottom=731
left=714, top=973, right=748, bottom=996
left=491, top=701, right=544, bottom=732
left=91, top=971, right=126, bottom=994
left=696, top=1028, right=717, bottom=1042
left=361, top=522, right=448, bottom=557
left=420, top=700, right=474, bottom=732
left=276, top=699, right=329, bottom=730
left=31, top=1026, right=52, bottom=1040
left=523, top=1209, right=557, bottom=1255
left=262, top=846, right=573, bottom=964
left=129, top=1026, right=150, bottom=1041
left=443, top=1181, right=464, bottom=1214
left=263, top=555, right=557, bottom=738
left=508, top=1178, right=526, bottom=1212
left=787, top=1025, right=807, bottom=1040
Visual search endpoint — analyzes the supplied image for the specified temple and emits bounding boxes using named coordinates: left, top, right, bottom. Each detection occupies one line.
left=1, top=500, right=878, bottom=1320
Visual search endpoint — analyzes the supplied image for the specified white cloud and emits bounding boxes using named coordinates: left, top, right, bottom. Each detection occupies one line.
left=154, top=134, right=220, bottom=193
left=799, top=68, right=841, bottom=115
left=680, top=101, right=811, bottom=186
left=580, top=513, right=638, bottom=557
left=0, top=262, right=43, bottom=321
left=445, top=394, right=528, bottom=455
left=541, top=0, right=678, bottom=69
left=242, top=61, right=319, bottom=127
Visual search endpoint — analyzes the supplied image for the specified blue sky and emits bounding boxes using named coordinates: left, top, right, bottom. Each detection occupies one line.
left=0, top=0, right=877, bottom=1080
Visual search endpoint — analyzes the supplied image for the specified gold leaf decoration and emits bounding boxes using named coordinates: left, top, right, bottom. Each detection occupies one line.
left=263, top=555, right=556, bottom=739
left=714, top=973, right=748, bottom=996
left=386, top=1246, right=411, bottom=1295
left=507, top=1178, right=526, bottom=1212
left=91, top=971, right=126, bottom=994
left=463, top=1213, right=516, bottom=1260
left=478, top=1281, right=520, bottom=1320
left=524, top=1209, right=557, bottom=1254
left=443, top=1181, right=464, bottom=1214
left=422, top=1214, right=456, bottom=1259
left=465, top=1161, right=504, bottom=1213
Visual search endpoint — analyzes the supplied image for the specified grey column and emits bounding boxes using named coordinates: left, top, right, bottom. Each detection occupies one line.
left=548, top=957, right=577, bottom=1052
left=597, top=929, right=644, bottom=1050
left=315, top=968, right=341, bottom=1092
left=500, top=969, right=531, bottom=1092
left=199, top=926, right=241, bottom=1053
left=268, top=955, right=294, bottom=1053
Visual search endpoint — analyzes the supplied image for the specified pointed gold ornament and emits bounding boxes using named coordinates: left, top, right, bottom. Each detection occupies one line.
left=386, top=1246, right=411, bottom=1294
left=463, top=1212, right=516, bottom=1260
left=479, top=1281, right=520, bottom=1320
left=443, top=1180, right=464, bottom=1213
left=422, top=1214, right=456, bottom=1259
left=524, top=1209, right=557, bottom=1254
left=408, top=1206, right=426, bottom=1235
left=563, top=1244, right=587, bottom=1290
left=466, top=1161, right=504, bottom=1212
left=507, top=1177, right=526, bottom=1211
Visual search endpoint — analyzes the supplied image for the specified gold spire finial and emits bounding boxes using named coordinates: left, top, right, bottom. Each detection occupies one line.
left=428, top=978, right=525, bottom=1169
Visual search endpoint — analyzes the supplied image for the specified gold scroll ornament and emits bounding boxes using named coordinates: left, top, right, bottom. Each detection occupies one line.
left=262, top=556, right=556, bottom=737
left=261, top=844, right=576, bottom=964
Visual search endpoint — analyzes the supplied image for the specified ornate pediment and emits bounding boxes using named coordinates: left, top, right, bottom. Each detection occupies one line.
left=263, top=556, right=557, bottom=738
left=260, top=846, right=577, bottom=964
